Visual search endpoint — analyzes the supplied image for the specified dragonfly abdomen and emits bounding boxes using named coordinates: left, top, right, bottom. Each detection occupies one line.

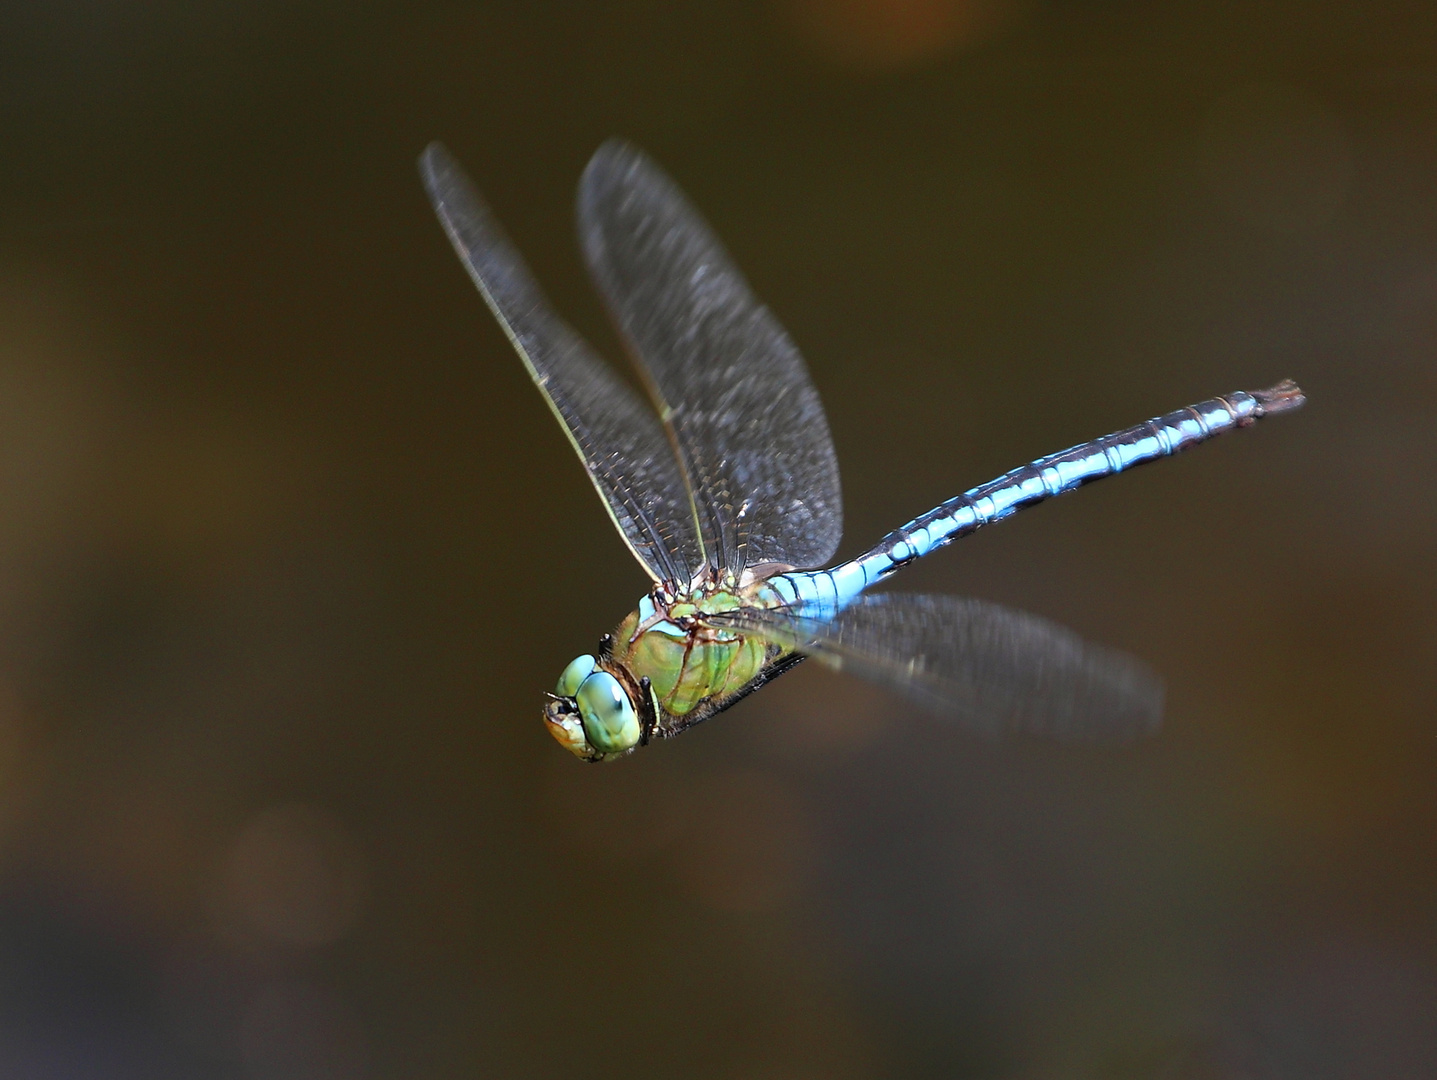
left=774, top=381, right=1305, bottom=616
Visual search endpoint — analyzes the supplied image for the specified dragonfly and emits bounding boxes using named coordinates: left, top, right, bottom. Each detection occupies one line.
left=419, top=140, right=1304, bottom=763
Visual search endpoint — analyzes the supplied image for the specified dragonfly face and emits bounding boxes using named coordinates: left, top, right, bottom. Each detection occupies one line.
left=419, top=140, right=1303, bottom=760
left=546, top=653, right=644, bottom=762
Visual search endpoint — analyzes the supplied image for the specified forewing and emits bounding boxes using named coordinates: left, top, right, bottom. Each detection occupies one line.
left=578, top=140, right=842, bottom=578
left=420, top=143, right=703, bottom=586
left=709, top=594, right=1164, bottom=740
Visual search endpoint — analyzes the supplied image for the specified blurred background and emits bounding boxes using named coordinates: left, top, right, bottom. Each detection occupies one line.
left=0, top=1, right=1434, bottom=1077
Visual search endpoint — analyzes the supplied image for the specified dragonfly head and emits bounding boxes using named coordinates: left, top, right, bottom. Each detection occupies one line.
left=544, top=654, right=644, bottom=762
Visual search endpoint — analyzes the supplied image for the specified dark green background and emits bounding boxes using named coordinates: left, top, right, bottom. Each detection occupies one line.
left=0, top=2, right=1433, bottom=1077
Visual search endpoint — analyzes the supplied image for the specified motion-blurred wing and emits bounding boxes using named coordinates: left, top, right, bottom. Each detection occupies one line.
left=420, top=143, right=703, bottom=586
left=579, top=140, right=842, bottom=579
left=709, top=593, right=1164, bottom=740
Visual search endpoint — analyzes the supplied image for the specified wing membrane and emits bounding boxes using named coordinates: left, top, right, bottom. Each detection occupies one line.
left=578, top=141, right=842, bottom=578
left=709, top=594, right=1164, bottom=740
left=420, top=143, right=703, bottom=585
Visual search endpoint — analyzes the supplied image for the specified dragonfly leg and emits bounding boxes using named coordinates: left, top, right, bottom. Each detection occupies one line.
left=637, top=676, right=657, bottom=745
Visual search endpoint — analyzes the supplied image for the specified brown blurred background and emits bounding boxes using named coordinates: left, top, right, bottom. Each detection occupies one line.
left=0, top=2, right=1434, bottom=1077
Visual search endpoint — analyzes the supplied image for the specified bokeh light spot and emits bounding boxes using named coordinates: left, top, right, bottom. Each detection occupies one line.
left=783, top=0, right=1025, bottom=71
left=220, top=805, right=367, bottom=949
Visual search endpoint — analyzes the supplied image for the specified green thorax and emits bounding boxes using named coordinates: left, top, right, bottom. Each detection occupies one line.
left=609, top=582, right=782, bottom=716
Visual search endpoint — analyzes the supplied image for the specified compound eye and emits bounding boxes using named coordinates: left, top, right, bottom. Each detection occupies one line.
left=556, top=654, right=597, bottom=698
left=574, top=670, right=640, bottom=754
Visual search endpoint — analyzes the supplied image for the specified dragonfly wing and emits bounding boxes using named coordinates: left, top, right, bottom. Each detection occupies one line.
left=709, top=594, right=1164, bottom=740
left=578, top=141, right=842, bottom=579
left=420, top=144, right=703, bottom=587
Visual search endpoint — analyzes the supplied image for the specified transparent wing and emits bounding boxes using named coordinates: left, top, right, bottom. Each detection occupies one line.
left=578, top=140, right=843, bottom=579
left=420, top=143, right=703, bottom=586
left=708, top=594, right=1164, bottom=740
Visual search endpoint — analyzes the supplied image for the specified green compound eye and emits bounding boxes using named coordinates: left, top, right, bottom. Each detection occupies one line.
left=575, top=670, right=640, bottom=754
left=556, top=654, right=597, bottom=697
